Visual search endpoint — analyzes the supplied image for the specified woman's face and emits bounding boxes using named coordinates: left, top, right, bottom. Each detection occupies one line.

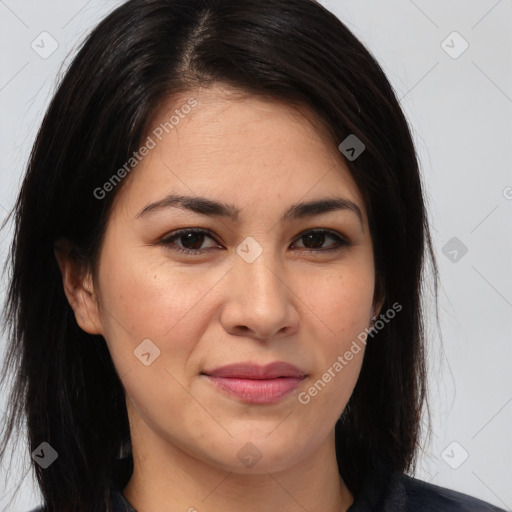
left=71, top=85, right=379, bottom=474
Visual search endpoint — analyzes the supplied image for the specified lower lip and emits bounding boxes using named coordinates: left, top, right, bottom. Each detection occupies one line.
left=204, top=375, right=305, bottom=404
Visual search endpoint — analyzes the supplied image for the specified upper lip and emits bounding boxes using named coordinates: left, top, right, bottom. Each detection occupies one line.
left=202, top=362, right=306, bottom=379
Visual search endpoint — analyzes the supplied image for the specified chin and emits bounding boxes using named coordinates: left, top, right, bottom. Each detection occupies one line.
left=199, top=433, right=313, bottom=474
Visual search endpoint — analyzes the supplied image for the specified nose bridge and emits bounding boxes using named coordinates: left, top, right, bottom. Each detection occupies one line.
left=221, top=235, right=296, bottom=339
left=235, top=235, right=285, bottom=306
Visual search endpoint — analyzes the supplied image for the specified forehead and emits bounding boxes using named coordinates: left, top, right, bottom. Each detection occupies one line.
left=150, top=84, right=338, bottom=155
left=112, top=84, right=367, bottom=223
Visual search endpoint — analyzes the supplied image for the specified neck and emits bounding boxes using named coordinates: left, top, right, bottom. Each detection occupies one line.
left=123, top=425, right=354, bottom=512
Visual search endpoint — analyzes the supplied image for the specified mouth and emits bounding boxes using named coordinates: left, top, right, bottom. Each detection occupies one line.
left=201, top=361, right=307, bottom=404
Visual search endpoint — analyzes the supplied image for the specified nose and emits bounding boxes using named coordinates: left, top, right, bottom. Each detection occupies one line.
left=219, top=246, right=299, bottom=342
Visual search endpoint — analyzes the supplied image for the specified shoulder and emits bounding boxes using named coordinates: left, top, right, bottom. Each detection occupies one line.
left=398, top=474, right=508, bottom=512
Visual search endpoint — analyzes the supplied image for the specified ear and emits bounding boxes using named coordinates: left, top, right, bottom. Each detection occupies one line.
left=372, top=273, right=386, bottom=321
left=54, top=239, right=103, bottom=335
left=372, top=296, right=386, bottom=322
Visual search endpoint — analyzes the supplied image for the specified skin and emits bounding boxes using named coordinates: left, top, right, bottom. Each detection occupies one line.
left=56, top=84, right=383, bottom=512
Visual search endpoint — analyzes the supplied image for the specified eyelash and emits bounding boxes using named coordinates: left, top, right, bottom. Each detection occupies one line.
left=158, top=228, right=351, bottom=255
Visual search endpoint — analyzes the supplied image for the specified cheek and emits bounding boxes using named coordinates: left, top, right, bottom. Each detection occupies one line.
left=296, top=263, right=375, bottom=341
left=96, top=249, right=216, bottom=436
left=293, top=263, right=374, bottom=406
left=95, top=242, right=228, bottom=372
left=106, top=263, right=203, bottom=331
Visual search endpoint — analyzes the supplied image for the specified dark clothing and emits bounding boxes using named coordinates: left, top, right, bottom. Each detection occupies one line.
left=29, top=456, right=508, bottom=511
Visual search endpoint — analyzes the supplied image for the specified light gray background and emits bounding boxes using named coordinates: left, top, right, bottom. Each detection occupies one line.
left=0, top=1, right=511, bottom=510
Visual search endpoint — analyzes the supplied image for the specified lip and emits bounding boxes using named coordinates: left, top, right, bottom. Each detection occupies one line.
left=203, top=362, right=306, bottom=379
left=202, top=362, right=307, bottom=404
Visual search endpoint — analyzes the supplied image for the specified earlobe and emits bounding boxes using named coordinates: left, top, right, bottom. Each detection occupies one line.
left=372, top=274, right=386, bottom=321
left=53, top=240, right=103, bottom=335
left=372, top=297, right=385, bottom=323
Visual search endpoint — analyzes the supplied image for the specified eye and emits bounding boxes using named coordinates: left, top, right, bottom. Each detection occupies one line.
left=291, top=229, right=350, bottom=253
left=159, top=228, right=350, bottom=255
left=159, top=228, right=220, bottom=255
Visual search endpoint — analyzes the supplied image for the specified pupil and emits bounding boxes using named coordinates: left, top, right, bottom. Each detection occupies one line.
left=304, top=232, right=325, bottom=249
left=182, top=232, right=204, bottom=250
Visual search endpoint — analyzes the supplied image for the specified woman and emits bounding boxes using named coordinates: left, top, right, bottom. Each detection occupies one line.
left=0, top=0, right=506, bottom=511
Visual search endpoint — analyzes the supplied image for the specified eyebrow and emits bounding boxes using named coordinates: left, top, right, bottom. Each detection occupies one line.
left=136, top=194, right=363, bottom=225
